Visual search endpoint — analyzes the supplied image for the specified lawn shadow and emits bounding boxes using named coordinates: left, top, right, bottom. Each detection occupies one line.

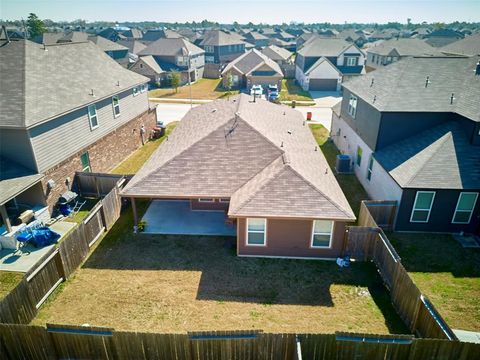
left=387, top=232, right=480, bottom=278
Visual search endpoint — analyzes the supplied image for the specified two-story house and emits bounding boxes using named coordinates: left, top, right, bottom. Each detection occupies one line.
left=198, top=30, right=246, bottom=64
left=295, top=38, right=365, bottom=91
left=331, top=57, right=480, bottom=234
left=243, top=31, right=270, bottom=49
left=365, top=38, right=443, bottom=71
left=138, top=38, right=205, bottom=85
left=0, top=39, right=154, bottom=215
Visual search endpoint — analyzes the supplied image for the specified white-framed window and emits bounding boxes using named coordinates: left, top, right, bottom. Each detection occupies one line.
left=112, top=96, right=120, bottom=118
left=356, top=146, right=363, bottom=166
left=233, top=75, right=239, bottom=84
left=372, top=55, right=376, bottom=63
left=346, top=56, right=357, bottom=66
left=219, top=198, right=230, bottom=203
left=410, top=191, right=436, bottom=223
left=176, top=56, right=188, bottom=66
left=452, top=192, right=478, bottom=224
left=204, top=45, right=214, bottom=53
left=366, top=154, right=374, bottom=181
left=205, top=56, right=215, bottom=63
left=311, top=220, right=333, bottom=248
left=198, top=198, right=215, bottom=203
left=133, top=87, right=139, bottom=96
left=348, top=95, right=357, bottom=118
left=246, top=218, right=266, bottom=246
left=88, top=104, right=98, bottom=130
left=80, top=152, right=91, bottom=172
left=140, top=84, right=146, bottom=93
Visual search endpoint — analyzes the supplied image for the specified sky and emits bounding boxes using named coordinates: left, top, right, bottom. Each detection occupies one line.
left=1, top=0, right=479, bottom=24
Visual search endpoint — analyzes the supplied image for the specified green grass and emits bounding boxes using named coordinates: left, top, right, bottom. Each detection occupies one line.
left=64, top=198, right=99, bottom=224
left=280, top=79, right=313, bottom=102
left=149, top=78, right=239, bottom=100
left=309, top=124, right=369, bottom=217
left=111, top=122, right=178, bottom=175
left=0, top=271, right=24, bottom=299
left=388, top=232, right=480, bottom=331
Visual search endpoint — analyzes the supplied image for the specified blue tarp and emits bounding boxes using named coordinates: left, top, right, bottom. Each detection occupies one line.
left=17, top=227, right=61, bottom=247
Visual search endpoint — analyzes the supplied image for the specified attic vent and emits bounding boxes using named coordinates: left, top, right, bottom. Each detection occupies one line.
left=450, top=93, right=455, bottom=105
left=425, top=76, right=431, bottom=88
left=370, top=78, right=374, bottom=87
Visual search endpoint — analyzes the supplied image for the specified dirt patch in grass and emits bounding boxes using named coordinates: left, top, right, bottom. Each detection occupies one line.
left=280, top=79, right=313, bottom=102
left=111, top=122, right=178, bottom=175
left=310, top=124, right=369, bottom=217
left=149, top=79, right=239, bottom=100
left=0, top=271, right=23, bottom=299
left=388, top=232, right=480, bottom=331
left=33, top=201, right=407, bottom=334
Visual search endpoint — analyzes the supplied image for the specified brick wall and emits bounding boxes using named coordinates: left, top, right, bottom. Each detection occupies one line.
left=42, top=109, right=157, bottom=209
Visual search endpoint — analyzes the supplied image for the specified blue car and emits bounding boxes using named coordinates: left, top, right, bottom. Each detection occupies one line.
left=267, top=84, right=279, bottom=101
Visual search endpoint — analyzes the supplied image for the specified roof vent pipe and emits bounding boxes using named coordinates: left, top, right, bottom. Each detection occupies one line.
left=90, top=89, right=94, bottom=96
left=475, top=61, right=480, bottom=76
left=450, top=93, right=455, bottom=105
left=425, top=76, right=430, bottom=87
left=370, top=78, right=374, bottom=87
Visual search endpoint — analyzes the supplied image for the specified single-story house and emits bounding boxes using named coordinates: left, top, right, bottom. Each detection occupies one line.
left=121, top=94, right=355, bottom=259
left=221, top=49, right=283, bottom=90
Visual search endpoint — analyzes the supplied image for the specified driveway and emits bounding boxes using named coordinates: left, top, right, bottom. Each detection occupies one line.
left=154, top=102, right=199, bottom=124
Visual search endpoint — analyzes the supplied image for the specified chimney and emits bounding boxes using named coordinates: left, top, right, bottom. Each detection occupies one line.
left=476, top=61, right=480, bottom=76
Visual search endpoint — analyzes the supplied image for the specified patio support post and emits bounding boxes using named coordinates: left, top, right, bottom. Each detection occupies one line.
left=131, top=198, right=138, bottom=233
left=0, top=204, right=12, bottom=233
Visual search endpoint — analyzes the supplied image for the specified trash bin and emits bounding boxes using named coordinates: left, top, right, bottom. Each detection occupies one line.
left=307, top=112, right=312, bottom=120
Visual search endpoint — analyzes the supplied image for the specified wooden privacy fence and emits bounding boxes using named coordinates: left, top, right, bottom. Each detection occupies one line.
left=1, top=324, right=479, bottom=360
left=74, top=171, right=126, bottom=197
left=345, top=201, right=457, bottom=341
left=0, top=177, right=124, bottom=325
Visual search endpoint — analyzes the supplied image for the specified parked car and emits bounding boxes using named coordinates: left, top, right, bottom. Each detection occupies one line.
left=267, top=84, right=279, bottom=101
left=250, top=85, right=263, bottom=97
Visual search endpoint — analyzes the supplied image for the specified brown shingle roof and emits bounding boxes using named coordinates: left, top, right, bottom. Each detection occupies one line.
left=122, top=95, right=355, bottom=220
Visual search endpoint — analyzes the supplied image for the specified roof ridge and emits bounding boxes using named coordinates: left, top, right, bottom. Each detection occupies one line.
left=404, top=130, right=453, bottom=187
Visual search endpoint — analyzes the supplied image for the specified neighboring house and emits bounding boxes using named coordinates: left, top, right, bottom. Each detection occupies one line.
left=141, top=29, right=183, bottom=43
left=0, top=39, right=154, bottom=214
left=221, top=49, right=283, bottom=90
left=129, top=55, right=164, bottom=86
left=261, top=44, right=294, bottom=77
left=34, top=31, right=88, bottom=45
left=138, top=38, right=205, bottom=85
left=365, top=38, right=442, bottom=70
left=411, top=27, right=431, bottom=38
left=97, top=27, right=123, bottom=42
left=440, top=33, right=480, bottom=56
left=121, top=28, right=143, bottom=40
left=339, top=29, right=368, bottom=47
left=295, top=38, right=365, bottom=91
left=243, top=31, right=270, bottom=49
left=296, top=33, right=316, bottom=50
left=121, top=95, right=355, bottom=259
left=117, top=39, right=147, bottom=64
left=331, top=57, right=480, bottom=234
left=177, top=28, right=201, bottom=43
left=88, top=35, right=129, bottom=65
left=424, top=29, right=464, bottom=47
left=198, top=30, right=246, bottom=64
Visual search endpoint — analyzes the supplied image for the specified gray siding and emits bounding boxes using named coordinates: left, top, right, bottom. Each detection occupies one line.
left=0, top=128, right=37, bottom=172
left=340, top=88, right=382, bottom=150
left=396, top=189, right=480, bottom=234
left=29, top=87, right=149, bottom=173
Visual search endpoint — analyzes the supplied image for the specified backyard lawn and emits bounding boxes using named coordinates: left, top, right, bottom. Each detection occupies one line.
left=310, top=124, right=369, bottom=217
left=388, top=232, right=480, bottom=331
left=0, top=271, right=23, bottom=299
left=279, top=79, right=313, bottom=102
left=149, top=79, right=239, bottom=100
left=111, top=122, right=178, bottom=175
left=33, top=200, right=407, bottom=334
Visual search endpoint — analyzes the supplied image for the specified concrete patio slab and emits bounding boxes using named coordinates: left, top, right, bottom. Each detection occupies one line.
left=142, top=200, right=236, bottom=236
left=0, top=221, right=76, bottom=273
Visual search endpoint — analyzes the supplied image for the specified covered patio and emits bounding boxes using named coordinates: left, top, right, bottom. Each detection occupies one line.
left=140, top=200, right=236, bottom=236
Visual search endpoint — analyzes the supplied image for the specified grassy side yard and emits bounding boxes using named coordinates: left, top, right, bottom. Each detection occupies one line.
left=33, top=199, right=407, bottom=334
left=280, top=79, right=313, bottom=102
left=0, top=271, right=23, bottom=299
left=310, top=124, right=369, bottom=217
left=149, top=79, right=239, bottom=100
left=388, top=232, right=480, bottom=331
left=111, top=122, right=178, bottom=175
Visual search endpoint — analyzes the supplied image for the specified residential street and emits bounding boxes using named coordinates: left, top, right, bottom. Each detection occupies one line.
left=153, top=93, right=341, bottom=130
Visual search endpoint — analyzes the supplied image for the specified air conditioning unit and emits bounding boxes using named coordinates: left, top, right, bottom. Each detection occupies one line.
left=336, top=154, right=352, bottom=173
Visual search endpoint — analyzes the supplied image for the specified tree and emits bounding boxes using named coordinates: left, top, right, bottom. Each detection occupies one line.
left=26, top=13, right=46, bottom=39
left=225, top=72, right=234, bottom=91
left=170, top=71, right=181, bottom=93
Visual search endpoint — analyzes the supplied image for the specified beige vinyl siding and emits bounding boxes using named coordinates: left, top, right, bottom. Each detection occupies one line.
left=0, top=128, right=37, bottom=171
left=29, top=87, right=149, bottom=173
